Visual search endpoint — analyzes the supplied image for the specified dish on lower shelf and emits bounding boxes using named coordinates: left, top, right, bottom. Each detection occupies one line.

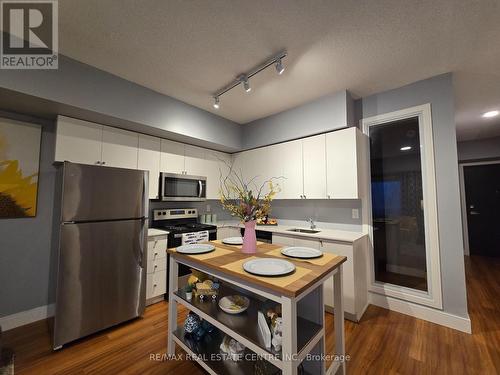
left=243, top=258, right=296, bottom=277
left=218, top=295, right=250, bottom=314
left=176, top=244, right=215, bottom=254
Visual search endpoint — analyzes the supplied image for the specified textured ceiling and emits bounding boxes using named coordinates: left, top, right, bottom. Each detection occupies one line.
left=58, top=0, right=500, bottom=140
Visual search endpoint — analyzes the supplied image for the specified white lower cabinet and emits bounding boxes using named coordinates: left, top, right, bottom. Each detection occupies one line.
left=146, top=234, right=168, bottom=304
left=272, top=233, right=368, bottom=321
left=216, top=226, right=242, bottom=240
left=147, top=271, right=167, bottom=300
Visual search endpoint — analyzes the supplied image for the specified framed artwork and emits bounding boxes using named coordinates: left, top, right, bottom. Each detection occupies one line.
left=0, top=118, right=42, bottom=218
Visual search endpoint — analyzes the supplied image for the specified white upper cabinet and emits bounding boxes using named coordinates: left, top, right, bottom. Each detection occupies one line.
left=138, top=134, right=161, bottom=199
left=205, top=150, right=231, bottom=199
left=184, top=145, right=207, bottom=176
left=326, top=127, right=363, bottom=199
left=303, top=134, right=327, bottom=199
left=264, top=144, right=284, bottom=198
left=160, top=139, right=185, bottom=174
left=55, top=116, right=103, bottom=165
left=101, top=126, right=139, bottom=169
left=279, top=139, right=304, bottom=199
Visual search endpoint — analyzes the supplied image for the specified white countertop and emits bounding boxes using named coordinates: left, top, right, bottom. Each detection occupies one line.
left=147, top=228, right=169, bottom=237
left=215, top=220, right=366, bottom=243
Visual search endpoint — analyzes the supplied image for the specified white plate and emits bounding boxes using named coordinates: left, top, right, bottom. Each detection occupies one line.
left=243, top=258, right=296, bottom=277
left=176, top=244, right=215, bottom=254
left=218, top=295, right=250, bottom=314
left=281, top=246, right=323, bottom=259
left=222, top=237, right=243, bottom=245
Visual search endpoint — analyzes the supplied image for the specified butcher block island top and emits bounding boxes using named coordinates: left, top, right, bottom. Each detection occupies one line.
left=167, top=240, right=347, bottom=375
left=167, top=241, right=347, bottom=298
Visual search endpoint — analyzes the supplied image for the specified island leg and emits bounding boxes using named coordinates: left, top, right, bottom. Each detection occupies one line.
left=282, top=295, right=298, bottom=375
left=167, top=256, right=178, bottom=355
left=333, top=265, right=345, bottom=375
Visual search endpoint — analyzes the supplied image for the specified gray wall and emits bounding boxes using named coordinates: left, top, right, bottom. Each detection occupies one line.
left=0, top=49, right=242, bottom=152
left=457, top=136, right=500, bottom=162
left=356, top=73, right=469, bottom=318
left=241, top=90, right=351, bottom=150
left=0, top=111, right=58, bottom=317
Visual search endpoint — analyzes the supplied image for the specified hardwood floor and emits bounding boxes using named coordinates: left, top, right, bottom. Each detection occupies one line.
left=3, top=255, right=500, bottom=374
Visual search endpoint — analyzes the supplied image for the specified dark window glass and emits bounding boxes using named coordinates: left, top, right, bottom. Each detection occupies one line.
left=369, top=117, right=427, bottom=291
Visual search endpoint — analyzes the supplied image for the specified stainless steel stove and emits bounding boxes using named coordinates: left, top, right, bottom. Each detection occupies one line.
left=151, top=208, right=217, bottom=248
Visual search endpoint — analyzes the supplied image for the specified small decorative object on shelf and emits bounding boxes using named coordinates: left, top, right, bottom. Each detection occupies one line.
left=195, top=279, right=219, bottom=301
left=184, top=312, right=201, bottom=335
left=218, top=295, right=250, bottom=314
left=185, top=284, right=193, bottom=301
left=271, top=317, right=283, bottom=352
left=192, top=320, right=216, bottom=342
left=219, top=163, right=281, bottom=254
left=257, top=311, right=272, bottom=349
left=219, top=335, right=245, bottom=361
left=266, top=306, right=283, bottom=352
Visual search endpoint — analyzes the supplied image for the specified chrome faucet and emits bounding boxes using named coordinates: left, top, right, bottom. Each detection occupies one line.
left=308, top=218, right=316, bottom=230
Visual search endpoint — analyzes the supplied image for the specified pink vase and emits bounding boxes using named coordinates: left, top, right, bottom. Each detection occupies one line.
left=242, top=220, right=257, bottom=254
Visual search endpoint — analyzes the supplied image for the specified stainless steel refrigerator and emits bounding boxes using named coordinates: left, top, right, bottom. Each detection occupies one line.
left=53, top=162, right=148, bottom=349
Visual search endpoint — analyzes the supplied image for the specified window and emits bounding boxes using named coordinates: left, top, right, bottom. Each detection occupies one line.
left=362, top=104, right=442, bottom=308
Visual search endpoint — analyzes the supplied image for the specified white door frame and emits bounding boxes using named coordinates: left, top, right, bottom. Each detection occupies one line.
left=459, top=159, right=500, bottom=256
left=361, top=103, right=443, bottom=309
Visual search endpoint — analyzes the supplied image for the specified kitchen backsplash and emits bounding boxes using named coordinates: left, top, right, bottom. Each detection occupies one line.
left=149, top=199, right=362, bottom=232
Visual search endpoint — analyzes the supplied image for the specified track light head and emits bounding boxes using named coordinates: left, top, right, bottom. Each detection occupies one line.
left=275, top=58, right=285, bottom=75
left=242, top=77, right=251, bottom=93
left=213, top=96, right=220, bottom=109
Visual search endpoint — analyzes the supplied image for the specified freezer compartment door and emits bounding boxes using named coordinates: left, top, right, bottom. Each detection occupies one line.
left=61, top=162, right=148, bottom=222
left=54, top=219, right=147, bottom=348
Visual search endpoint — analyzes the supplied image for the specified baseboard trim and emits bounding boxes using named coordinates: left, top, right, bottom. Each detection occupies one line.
left=0, top=304, right=55, bottom=331
left=369, top=292, right=471, bottom=333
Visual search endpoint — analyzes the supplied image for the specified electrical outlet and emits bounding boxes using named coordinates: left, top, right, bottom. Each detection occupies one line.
left=352, top=209, right=359, bottom=219
left=206, top=204, right=211, bottom=212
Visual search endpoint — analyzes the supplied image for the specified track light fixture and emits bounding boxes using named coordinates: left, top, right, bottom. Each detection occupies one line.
left=275, top=58, right=285, bottom=75
left=241, top=76, right=251, bottom=93
left=211, top=50, right=287, bottom=109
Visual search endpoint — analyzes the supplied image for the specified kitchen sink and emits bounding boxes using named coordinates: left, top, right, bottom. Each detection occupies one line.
left=287, top=228, right=321, bottom=234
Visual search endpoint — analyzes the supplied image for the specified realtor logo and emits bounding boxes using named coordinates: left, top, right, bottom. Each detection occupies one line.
left=1, top=0, right=58, bottom=69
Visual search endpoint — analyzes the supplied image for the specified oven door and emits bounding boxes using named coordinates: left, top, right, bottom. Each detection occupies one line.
left=160, top=172, right=206, bottom=201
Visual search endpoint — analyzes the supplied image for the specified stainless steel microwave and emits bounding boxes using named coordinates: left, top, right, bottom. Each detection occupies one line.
left=159, top=172, right=207, bottom=201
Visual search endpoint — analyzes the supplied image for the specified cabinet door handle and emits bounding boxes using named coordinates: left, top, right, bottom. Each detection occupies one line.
left=95, top=161, right=101, bottom=165
left=153, top=284, right=157, bottom=287
left=304, top=195, right=307, bottom=199
left=101, top=161, right=106, bottom=165
left=327, top=195, right=331, bottom=199
left=154, top=264, right=158, bottom=268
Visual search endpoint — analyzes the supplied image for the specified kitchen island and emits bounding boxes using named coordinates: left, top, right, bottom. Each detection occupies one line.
left=167, top=241, right=347, bottom=375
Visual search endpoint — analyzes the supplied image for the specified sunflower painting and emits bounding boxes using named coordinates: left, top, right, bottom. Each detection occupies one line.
left=0, top=118, right=41, bottom=218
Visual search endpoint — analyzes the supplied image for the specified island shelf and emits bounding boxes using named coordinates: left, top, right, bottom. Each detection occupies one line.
left=167, top=241, right=347, bottom=375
